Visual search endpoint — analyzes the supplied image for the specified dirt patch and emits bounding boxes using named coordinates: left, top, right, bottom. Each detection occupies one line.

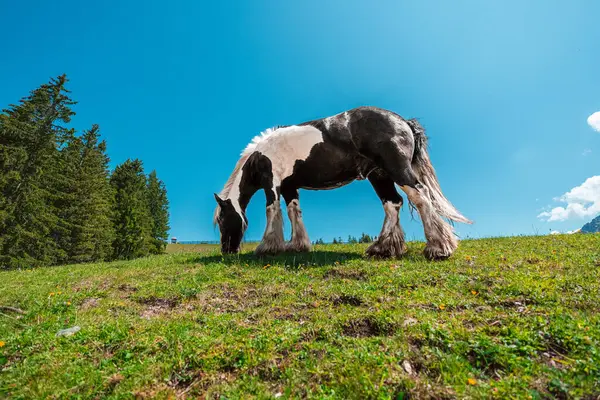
left=342, top=317, right=397, bottom=337
left=106, top=373, right=124, bottom=388
left=190, top=284, right=266, bottom=315
left=251, top=359, right=285, bottom=382
left=80, top=297, right=100, bottom=310
left=461, top=319, right=476, bottom=329
left=118, top=284, right=138, bottom=293
left=323, top=268, right=367, bottom=281
left=72, top=278, right=112, bottom=292
left=137, top=297, right=180, bottom=319
left=167, top=367, right=199, bottom=390
left=331, top=294, right=363, bottom=306
left=493, top=298, right=538, bottom=312
left=413, top=303, right=470, bottom=312
left=272, top=308, right=305, bottom=322
left=136, top=296, right=179, bottom=307
left=408, top=337, right=425, bottom=349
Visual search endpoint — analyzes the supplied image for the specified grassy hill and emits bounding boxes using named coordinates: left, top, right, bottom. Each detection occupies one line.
left=1, top=235, right=599, bottom=399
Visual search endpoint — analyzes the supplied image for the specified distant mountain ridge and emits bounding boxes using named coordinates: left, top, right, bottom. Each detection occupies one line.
left=581, top=215, right=600, bottom=233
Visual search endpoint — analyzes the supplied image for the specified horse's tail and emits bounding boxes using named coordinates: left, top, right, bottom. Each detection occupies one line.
left=406, top=118, right=472, bottom=224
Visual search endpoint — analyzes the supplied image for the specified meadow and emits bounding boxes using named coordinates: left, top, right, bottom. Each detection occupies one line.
left=1, top=234, right=599, bottom=399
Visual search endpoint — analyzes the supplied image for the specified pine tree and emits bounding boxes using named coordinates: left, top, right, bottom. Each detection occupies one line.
left=58, top=125, right=115, bottom=263
left=110, top=159, right=153, bottom=260
left=0, top=75, right=75, bottom=269
left=146, top=170, right=170, bottom=254
left=359, top=233, right=373, bottom=243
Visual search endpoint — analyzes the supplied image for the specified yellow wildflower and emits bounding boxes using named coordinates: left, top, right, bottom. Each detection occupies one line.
left=0, top=340, right=5, bottom=347
left=439, top=304, right=445, bottom=310
left=471, top=290, right=478, bottom=295
left=66, top=302, right=71, bottom=306
left=467, top=378, right=477, bottom=385
left=49, top=292, right=55, bottom=297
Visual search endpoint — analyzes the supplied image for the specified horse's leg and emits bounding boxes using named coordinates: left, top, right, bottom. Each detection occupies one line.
left=365, top=170, right=407, bottom=258
left=378, top=152, right=457, bottom=260
left=255, top=182, right=285, bottom=255
left=400, top=182, right=457, bottom=260
left=281, top=186, right=311, bottom=252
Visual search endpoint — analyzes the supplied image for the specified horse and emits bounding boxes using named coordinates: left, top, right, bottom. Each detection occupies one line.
left=213, top=106, right=471, bottom=260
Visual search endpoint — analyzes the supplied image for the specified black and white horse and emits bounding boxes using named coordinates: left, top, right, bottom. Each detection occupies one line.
left=214, top=106, right=471, bottom=260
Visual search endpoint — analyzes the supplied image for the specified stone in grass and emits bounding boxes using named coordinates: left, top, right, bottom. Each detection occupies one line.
left=402, top=360, right=414, bottom=376
left=56, top=326, right=81, bottom=337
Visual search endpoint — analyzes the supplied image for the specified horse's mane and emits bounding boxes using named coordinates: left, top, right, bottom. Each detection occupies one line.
left=213, top=126, right=283, bottom=225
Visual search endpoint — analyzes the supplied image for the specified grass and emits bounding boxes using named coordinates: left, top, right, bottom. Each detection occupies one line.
left=1, top=234, right=599, bottom=399
left=165, top=243, right=222, bottom=254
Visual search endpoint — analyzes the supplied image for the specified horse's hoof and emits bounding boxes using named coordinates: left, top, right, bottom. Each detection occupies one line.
left=284, top=242, right=311, bottom=253
left=254, top=245, right=284, bottom=256
left=423, top=246, right=452, bottom=261
left=365, top=242, right=407, bottom=259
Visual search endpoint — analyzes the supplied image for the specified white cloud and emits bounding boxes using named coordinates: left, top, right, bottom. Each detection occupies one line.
left=588, top=111, right=600, bottom=132
left=537, top=176, right=600, bottom=222
left=582, top=149, right=592, bottom=156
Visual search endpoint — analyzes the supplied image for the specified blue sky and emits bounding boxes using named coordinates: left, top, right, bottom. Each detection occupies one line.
left=1, top=0, right=599, bottom=242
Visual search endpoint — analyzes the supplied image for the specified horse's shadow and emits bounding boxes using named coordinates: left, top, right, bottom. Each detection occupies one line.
left=188, top=250, right=365, bottom=269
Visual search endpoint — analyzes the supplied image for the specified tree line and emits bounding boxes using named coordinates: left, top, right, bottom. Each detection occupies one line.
left=313, top=233, right=374, bottom=245
left=0, top=75, right=169, bottom=270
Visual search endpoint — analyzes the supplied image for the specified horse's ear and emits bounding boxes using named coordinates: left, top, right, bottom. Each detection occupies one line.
left=214, top=193, right=227, bottom=208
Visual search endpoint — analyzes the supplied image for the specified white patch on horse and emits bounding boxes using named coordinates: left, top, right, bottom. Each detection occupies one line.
left=249, top=125, right=324, bottom=183
left=216, top=125, right=323, bottom=223
left=214, top=151, right=252, bottom=226
left=223, top=171, right=245, bottom=217
left=341, top=111, right=350, bottom=128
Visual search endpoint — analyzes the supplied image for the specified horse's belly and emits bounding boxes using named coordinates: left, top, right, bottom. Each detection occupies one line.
left=300, top=177, right=356, bottom=191
left=292, top=164, right=360, bottom=190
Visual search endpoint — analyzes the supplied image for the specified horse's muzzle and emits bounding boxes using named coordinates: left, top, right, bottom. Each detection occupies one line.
left=221, top=247, right=239, bottom=254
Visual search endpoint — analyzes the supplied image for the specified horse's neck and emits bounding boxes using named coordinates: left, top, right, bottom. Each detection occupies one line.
left=229, top=167, right=260, bottom=213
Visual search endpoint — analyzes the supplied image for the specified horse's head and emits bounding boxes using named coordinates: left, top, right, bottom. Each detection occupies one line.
left=214, top=193, right=246, bottom=254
